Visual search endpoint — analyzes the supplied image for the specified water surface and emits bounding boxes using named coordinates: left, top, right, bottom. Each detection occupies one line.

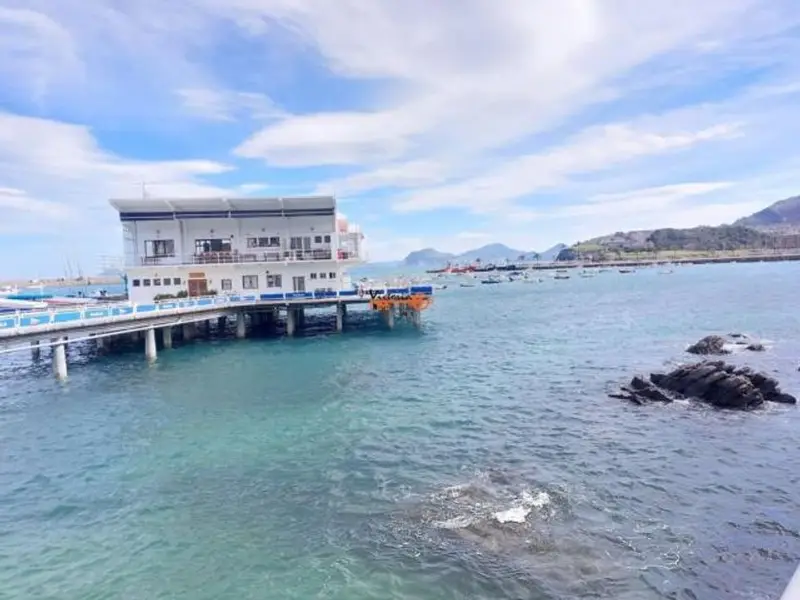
left=0, top=262, right=798, bottom=599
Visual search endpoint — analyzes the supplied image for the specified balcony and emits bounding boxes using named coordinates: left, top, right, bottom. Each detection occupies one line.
left=133, top=247, right=360, bottom=267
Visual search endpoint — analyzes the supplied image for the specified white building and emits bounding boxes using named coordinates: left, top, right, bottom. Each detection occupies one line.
left=109, top=196, right=365, bottom=303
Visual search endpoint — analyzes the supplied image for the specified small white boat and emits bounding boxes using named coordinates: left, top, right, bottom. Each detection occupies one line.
left=0, top=297, right=48, bottom=311
left=0, top=285, right=20, bottom=296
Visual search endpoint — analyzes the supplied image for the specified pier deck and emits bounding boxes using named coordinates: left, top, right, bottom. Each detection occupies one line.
left=0, top=286, right=433, bottom=377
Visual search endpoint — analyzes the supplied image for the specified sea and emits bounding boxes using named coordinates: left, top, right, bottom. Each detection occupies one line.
left=0, top=261, right=798, bottom=600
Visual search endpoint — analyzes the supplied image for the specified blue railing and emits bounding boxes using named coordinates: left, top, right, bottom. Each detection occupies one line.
left=0, top=286, right=433, bottom=334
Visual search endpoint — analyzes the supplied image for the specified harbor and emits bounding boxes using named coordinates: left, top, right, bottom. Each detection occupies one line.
left=0, top=194, right=434, bottom=379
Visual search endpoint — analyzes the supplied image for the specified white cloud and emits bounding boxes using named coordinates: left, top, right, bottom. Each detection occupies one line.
left=0, top=112, right=233, bottom=274
left=2, top=0, right=800, bottom=270
left=176, top=88, right=285, bottom=122
left=391, top=122, right=739, bottom=213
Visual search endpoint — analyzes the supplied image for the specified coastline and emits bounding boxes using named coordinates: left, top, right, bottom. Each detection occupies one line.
left=425, top=250, right=800, bottom=273
left=0, top=275, right=122, bottom=288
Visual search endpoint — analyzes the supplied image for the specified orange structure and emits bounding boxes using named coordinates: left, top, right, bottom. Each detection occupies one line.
left=368, top=294, right=433, bottom=312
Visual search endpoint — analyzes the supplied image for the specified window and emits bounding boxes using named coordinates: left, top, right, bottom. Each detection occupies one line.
left=324, top=235, right=331, bottom=243
left=310, top=272, right=317, bottom=279
left=163, top=278, right=171, bottom=286
left=329, top=272, right=336, bottom=279
left=143, top=279, right=151, bottom=287
left=247, top=236, right=281, bottom=248
left=195, top=238, right=232, bottom=253
left=290, top=237, right=303, bottom=250
left=153, top=278, right=161, bottom=286
left=144, top=239, right=175, bottom=257
left=266, top=274, right=282, bottom=288
left=314, top=235, right=322, bottom=243
left=132, top=279, right=141, bottom=287
left=242, top=275, right=258, bottom=289
left=221, top=278, right=232, bottom=291
left=173, top=277, right=181, bottom=285
left=319, top=272, right=327, bottom=279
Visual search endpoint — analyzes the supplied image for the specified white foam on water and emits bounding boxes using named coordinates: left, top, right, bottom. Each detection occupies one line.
left=432, top=515, right=475, bottom=529
left=494, top=505, right=531, bottom=523
left=493, top=490, right=552, bottom=523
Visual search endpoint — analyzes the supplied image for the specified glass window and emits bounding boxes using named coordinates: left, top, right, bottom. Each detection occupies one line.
left=242, top=275, right=258, bottom=289
left=143, top=279, right=151, bottom=287
left=132, top=279, right=141, bottom=287
left=221, top=279, right=232, bottom=291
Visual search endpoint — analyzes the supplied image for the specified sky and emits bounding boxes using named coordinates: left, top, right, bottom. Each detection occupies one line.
left=1, top=0, right=800, bottom=276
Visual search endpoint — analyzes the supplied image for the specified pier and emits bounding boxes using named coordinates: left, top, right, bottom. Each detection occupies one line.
left=0, top=286, right=433, bottom=379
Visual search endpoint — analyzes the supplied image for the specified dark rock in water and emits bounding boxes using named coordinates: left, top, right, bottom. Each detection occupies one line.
left=687, top=333, right=765, bottom=355
left=611, top=360, right=797, bottom=410
left=687, top=335, right=730, bottom=355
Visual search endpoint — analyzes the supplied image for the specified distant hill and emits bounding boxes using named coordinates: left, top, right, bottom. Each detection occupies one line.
left=401, top=242, right=569, bottom=267
left=403, top=248, right=456, bottom=267
left=454, top=243, right=525, bottom=263
left=735, top=195, right=800, bottom=229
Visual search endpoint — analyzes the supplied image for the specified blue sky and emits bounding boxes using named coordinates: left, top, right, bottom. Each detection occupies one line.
left=1, top=0, right=800, bottom=277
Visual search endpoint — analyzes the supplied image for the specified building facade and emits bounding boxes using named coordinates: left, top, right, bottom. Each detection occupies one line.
left=109, top=196, right=364, bottom=303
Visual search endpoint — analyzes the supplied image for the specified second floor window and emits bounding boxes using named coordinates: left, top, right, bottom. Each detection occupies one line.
left=144, top=239, right=175, bottom=257
left=246, top=236, right=280, bottom=248
left=266, top=275, right=282, bottom=288
left=195, top=239, right=231, bottom=254
left=221, top=279, right=232, bottom=291
left=242, top=275, right=258, bottom=289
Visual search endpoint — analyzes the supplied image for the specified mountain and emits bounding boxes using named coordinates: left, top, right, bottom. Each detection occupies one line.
left=534, top=243, right=568, bottom=261
left=734, top=195, right=800, bottom=229
left=454, top=243, right=525, bottom=263
left=401, top=242, right=569, bottom=266
left=403, top=248, right=456, bottom=267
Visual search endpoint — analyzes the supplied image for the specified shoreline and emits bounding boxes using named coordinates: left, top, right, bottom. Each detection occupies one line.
left=426, top=251, right=800, bottom=273
left=0, top=275, right=122, bottom=288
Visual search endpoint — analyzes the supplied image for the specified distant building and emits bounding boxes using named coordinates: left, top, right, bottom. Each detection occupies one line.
left=109, top=196, right=364, bottom=303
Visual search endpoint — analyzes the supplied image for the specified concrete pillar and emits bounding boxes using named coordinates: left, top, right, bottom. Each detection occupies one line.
left=145, top=327, right=157, bottom=361
left=52, top=338, right=67, bottom=379
left=182, top=323, right=194, bottom=340
left=162, top=326, right=173, bottom=349
left=384, top=308, right=395, bottom=329
left=286, top=308, right=296, bottom=337
left=236, top=312, right=247, bottom=339
left=410, top=309, right=422, bottom=329
left=335, top=303, right=345, bottom=332
left=31, top=341, right=41, bottom=360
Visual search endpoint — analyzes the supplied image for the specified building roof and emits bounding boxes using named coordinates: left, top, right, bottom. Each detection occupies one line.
left=108, top=195, right=335, bottom=214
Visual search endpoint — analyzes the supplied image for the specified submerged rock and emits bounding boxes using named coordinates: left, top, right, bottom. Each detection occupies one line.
left=611, top=360, right=797, bottom=410
left=686, top=333, right=766, bottom=355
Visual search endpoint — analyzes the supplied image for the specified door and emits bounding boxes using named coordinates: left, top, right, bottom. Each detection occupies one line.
left=188, top=278, right=208, bottom=297
left=292, top=276, right=305, bottom=292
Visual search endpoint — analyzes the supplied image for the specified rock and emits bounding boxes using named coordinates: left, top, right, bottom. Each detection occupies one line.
left=687, top=335, right=730, bottom=355
left=611, top=360, right=797, bottom=410
left=686, top=334, right=766, bottom=355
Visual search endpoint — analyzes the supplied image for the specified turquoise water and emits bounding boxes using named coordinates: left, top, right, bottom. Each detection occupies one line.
left=1, top=262, right=799, bottom=599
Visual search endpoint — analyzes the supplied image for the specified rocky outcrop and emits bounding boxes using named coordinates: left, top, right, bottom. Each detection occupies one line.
left=611, top=361, right=797, bottom=409
left=686, top=333, right=766, bottom=355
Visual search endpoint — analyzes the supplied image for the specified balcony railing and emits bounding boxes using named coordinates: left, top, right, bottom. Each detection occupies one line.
left=134, top=248, right=361, bottom=267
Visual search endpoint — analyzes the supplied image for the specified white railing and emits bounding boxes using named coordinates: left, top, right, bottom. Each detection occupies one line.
left=0, top=285, right=434, bottom=337
left=128, top=247, right=362, bottom=267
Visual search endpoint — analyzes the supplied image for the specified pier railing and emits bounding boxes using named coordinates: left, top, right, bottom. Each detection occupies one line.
left=0, top=286, right=434, bottom=337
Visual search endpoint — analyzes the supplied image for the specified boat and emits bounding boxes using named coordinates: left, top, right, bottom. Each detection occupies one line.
left=480, top=277, right=502, bottom=284
left=554, top=274, right=570, bottom=280
left=0, top=297, right=48, bottom=312
left=619, top=268, right=635, bottom=273
left=658, top=269, right=674, bottom=274
left=0, top=284, right=20, bottom=296
left=459, top=282, right=476, bottom=288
